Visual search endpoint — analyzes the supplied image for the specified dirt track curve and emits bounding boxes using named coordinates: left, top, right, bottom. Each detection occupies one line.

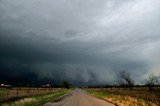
left=44, top=88, right=115, bottom=106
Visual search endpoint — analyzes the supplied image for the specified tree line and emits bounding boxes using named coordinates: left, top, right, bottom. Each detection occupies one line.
left=88, top=70, right=160, bottom=93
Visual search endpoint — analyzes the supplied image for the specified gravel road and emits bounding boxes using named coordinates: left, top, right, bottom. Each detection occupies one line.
left=44, top=88, right=115, bottom=106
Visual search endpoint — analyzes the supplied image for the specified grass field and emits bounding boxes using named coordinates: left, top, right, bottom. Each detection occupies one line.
left=0, top=88, right=6, bottom=102
left=0, top=88, right=72, bottom=106
left=86, top=87, right=160, bottom=106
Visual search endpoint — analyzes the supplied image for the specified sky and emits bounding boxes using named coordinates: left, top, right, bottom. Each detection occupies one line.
left=0, top=0, right=160, bottom=86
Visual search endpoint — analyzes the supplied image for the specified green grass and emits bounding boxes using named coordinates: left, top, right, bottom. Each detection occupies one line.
left=1, top=89, right=71, bottom=106
left=0, top=89, right=5, bottom=102
left=87, top=89, right=111, bottom=99
left=24, top=91, right=68, bottom=106
left=0, top=88, right=5, bottom=95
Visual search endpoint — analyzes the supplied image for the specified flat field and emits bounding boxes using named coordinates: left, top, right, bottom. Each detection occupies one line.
left=86, top=87, right=160, bottom=106
left=0, top=87, right=71, bottom=106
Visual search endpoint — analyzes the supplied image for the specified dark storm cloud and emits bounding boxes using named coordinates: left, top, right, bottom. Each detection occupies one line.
left=0, top=0, right=160, bottom=85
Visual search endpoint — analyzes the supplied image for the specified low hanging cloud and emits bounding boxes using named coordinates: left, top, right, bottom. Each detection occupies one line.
left=0, top=0, right=160, bottom=85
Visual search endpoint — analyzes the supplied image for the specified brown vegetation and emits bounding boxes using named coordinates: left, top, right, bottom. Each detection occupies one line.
left=87, top=86, right=160, bottom=106
left=0, top=87, right=64, bottom=103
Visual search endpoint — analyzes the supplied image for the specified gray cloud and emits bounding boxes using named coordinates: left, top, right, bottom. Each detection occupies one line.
left=0, top=0, right=160, bottom=85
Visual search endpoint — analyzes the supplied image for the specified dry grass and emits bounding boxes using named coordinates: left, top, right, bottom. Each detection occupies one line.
left=0, top=87, right=63, bottom=103
left=87, top=87, right=160, bottom=106
left=2, top=98, right=37, bottom=106
left=1, top=89, right=71, bottom=106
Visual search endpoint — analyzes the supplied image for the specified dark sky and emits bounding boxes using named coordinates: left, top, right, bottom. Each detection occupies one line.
left=0, top=0, right=160, bottom=86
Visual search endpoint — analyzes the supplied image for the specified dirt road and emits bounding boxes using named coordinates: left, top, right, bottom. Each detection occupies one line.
left=44, top=88, right=114, bottom=106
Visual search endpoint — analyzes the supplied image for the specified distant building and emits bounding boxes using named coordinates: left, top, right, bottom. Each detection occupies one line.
left=41, top=84, right=51, bottom=88
left=0, top=83, right=12, bottom=88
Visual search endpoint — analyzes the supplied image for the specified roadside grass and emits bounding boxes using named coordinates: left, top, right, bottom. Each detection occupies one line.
left=1, top=89, right=71, bottom=106
left=0, top=89, right=5, bottom=94
left=0, top=88, right=6, bottom=102
left=0, top=88, right=66, bottom=103
left=86, top=89, right=158, bottom=106
left=87, top=90, right=111, bottom=99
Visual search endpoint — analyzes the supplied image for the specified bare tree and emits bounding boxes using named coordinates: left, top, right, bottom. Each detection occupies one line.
left=144, top=74, right=158, bottom=93
left=117, top=78, right=127, bottom=90
left=119, top=70, right=134, bottom=91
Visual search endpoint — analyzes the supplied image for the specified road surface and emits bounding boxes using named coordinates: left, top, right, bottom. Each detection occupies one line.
left=44, top=89, right=114, bottom=106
